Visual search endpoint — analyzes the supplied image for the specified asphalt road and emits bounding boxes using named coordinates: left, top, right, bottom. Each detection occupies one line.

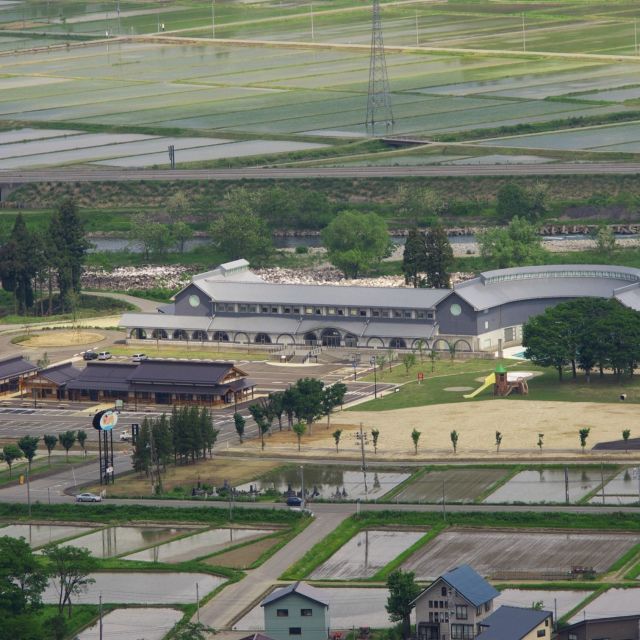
left=3, top=163, right=640, bottom=184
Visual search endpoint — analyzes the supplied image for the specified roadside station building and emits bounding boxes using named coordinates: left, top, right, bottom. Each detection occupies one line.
left=120, top=260, right=640, bottom=353
left=0, top=356, right=38, bottom=397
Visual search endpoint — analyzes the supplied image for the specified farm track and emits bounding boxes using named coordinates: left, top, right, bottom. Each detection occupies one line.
left=3, top=163, right=640, bottom=184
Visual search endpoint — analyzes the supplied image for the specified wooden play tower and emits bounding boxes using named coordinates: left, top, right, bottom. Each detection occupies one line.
left=494, top=364, right=529, bottom=397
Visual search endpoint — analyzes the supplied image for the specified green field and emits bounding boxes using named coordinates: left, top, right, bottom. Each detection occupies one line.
left=2, top=1, right=640, bottom=166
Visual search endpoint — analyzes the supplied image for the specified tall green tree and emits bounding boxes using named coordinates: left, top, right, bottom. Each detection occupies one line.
left=233, top=413, right=246, bottom=444
left=397, top=186, right=445, bottom=226
left=43, top=434, right=58, bottom=466
left=48, top=199, right=89, bottom=309
left=17, top=436, right=38, bottom=471
left=478, top=216, right=545, bottom=269
left=402, top=228, right=426, bottom=287
left=386, top=569, right=421, bottom=640
left=1, top=444, right=23, bottom=478
left=424, top=224, right=454, bottom=288
left=291, top=377, right=325, bottom=434
left=322, top=210, right=392, bottom=278
left=321, top=382, right=347, bottom=429
left=411, top=428, right=421, bottom=454
left=496, top=182, right=547, bottom=223
left=58, top=431, right=76, bottom=461
left=292, top=422, right=306, bottom=451
left=210, top=210, right=273, bottom=265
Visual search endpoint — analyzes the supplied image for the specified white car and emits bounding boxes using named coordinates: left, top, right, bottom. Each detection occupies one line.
left=97, top=351, right=112, bottom=360
left=132, top=353, right=147, bottom=362
left=75, top=492, right=102, bottom=503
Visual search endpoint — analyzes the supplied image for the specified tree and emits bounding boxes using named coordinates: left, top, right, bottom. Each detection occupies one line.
left=0, top=536, right=49, bottom=639
left=386, top=569, right=421, bottom=640
left=42, top=544, right=97, bottom=618
left=495, top=431, right=502, bottom=453
left=579, top=427, right=590, bottom=453
left=402, top=352, right=417, bottom=375
left=478, top=216, right=546, bottom=269
left=209, top=210, right=273, bottom=266
left=622, top=428, right=631, bottom=452
left=496, top=182, right=529, bottom=223
left=291, top=377, right=325, bottom=435
left=76, top=430, right=87, bottom=457
left=166, top=190, right=190, bottom=221
left=48, top=198, right=89, bottom=309
left=322, top=210, right=392, bottom=278
left=43, top=434, right=57, bottom=466
left=269, top=392, right=285, bottom=431
left=397, top=185, right=445, bottom=226
left=58, top=430, right=76, bottom=461
left=292, top=422, right=306, bottom=451
left=402, top=228, right=426, bottom=287
left=537, top=433, right=544, bottom=451
left=171, top=221, right=193, bottom=253
left=424, top=224, right=454, bottom=288
left=522, top=311, right=572, bottom=380
left=371, top=428, right=380, bottom=454
left=17, top=436, right=38, bottom=471
left=594, top=225, right=616, bottom=256
left=131, top=215, right=173, bottom=259
left=249, top=403, right=270, bottom=451
left=233, top=413, right=245, bottom=444
left=450, top=430, right=459, bottom=454
left=321, top=382, right=347, bottom=429
left=1, top=444, right=23, bottom=478
left=411, top=428, right=421, bottom=455
left=415, top=338, right=426, bottom=363
left=333, top=429, right=342, bottom=453
left=429, top=347, right=438, bottom=372
left=172, top=622, right=216, bottom=640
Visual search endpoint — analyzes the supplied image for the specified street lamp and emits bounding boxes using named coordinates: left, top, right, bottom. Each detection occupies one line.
left=369, top=356, right=378, bottom=399
left=351, top=354, right=359, bottom=381
left=300, top=465, right=305, bottom=509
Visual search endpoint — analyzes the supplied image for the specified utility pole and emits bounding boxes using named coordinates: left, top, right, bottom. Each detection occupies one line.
left=359, top=422, right=368, bottom=498
left=522, top=13, right=526, bottom=52
left=300, top=464, right=305, bottom=508
left=635, top=18, right=638, bottom=55
left=415, top=9, right=419, bottom=46
left=99, top=593, right=103, bottom=640
left=196, top=582, right=200, bottom=623
left=310, top=4, right=315, bottom=41
left=442, top=478, right=446, bottom=521
left=564, top=466, right=569, bottom=505
left=26, top=466, right=31, bottom=518
left=211, top=0, right=215, bottom=39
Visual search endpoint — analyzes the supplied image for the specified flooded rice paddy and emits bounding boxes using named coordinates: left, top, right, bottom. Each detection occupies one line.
left=400, top=529, right=639, bottom=580
left=235, top=587, right=392, bottom=630
left=42, top=572, right=224, bottom=604
left=568, top=588, right=640, bottom=623
left=588, top=469, right=640, bottom=505
left=310, top=530, right=426, bottom=579
left=236, top=465, right=409, bottom=501
left=77, top=607, right=183, bottom=640
left=0, top=523, right=94, bottom=547
left=496, top=589, right=592, bottom=618
left=484, top=468, right=616, bottom=504
left=394, top=468, right=506, bottom=503
left=124, top=527, right=276, bottom=563
left=59, top=526, right=193, bottom=558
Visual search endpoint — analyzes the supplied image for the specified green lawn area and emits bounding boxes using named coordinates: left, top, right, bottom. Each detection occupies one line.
left=109, top=345, right=270, bottom=361
left=0, top=455, right=90, bottom=487
left=353, top=358, right=640, bottom=411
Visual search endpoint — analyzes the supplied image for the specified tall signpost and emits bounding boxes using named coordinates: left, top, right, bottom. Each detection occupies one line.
left=93, top=409, right=117, bottom=485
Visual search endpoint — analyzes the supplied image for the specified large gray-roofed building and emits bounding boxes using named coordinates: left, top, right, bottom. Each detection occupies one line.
left=120, top=261, right=640, bottom=353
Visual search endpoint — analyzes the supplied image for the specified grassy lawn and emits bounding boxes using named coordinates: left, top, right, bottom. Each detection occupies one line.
left=109, top=345, right=270, bottom=361
left=353, top=359, right=640, bottom=411
left=0, top=455, right=90, bottom=487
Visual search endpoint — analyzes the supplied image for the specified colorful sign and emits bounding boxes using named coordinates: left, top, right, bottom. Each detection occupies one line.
left=92, top=409, right=118, bottom=431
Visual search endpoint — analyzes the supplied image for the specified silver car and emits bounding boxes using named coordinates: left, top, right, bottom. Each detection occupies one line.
left=75, top=492, right=102, bottom=503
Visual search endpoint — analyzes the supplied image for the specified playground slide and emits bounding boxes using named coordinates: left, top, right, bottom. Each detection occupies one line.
left=463, top=373, right=495, bottom=399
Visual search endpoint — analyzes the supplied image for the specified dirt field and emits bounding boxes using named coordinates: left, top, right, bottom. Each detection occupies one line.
left=401, top=528, right=640, bottom=579
left=230, top=401, right=640, bottom=460
left=204, top=536, right=282, bottom=569
left=20, top=330, right=104, bottom=347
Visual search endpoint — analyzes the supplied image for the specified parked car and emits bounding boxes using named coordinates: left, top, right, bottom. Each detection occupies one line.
left=286, top=495, right=302, bottom=507
left=83, top=350, right=98, bottom=361
left=132, top=353, right=147, bottom=362
left=97, top=351, right=112, bottom=360
left=120, top=430, right=132, bottom=442
left=75, top=492, right=102, bottom=503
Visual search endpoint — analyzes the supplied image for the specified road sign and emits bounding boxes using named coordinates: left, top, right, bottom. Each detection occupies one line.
left=417, top=372, right=424, bottom=383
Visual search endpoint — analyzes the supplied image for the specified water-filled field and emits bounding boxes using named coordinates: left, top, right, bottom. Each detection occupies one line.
left=0, top=523, right=94, bottom=547
left=310, top=529, right=426, bottom=579
left=124, top=527, right=276, bottom=563
left=401, top=529, right=639, bottom=580
left=568, top=588, right=640, bottom=623
left=496, top=589, right=592, bottom=618
left=77, top=607, right=183, bottom=640
left=589, top=468, right=640, bottom=505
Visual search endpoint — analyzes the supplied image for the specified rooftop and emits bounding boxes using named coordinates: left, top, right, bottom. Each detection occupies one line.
left=440, top=565, right=500, bottom=607
left=477, top=605, right=552, bottom=640
left=0, top=356, right=38, bottom=381
left=261, top=582, right=329, bottom=608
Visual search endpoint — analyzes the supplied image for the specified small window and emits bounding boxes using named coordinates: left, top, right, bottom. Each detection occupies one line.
left=382, top=310, right=390, bottom=318
left=427, top=312, right=434, bottom=319
left=328, top=308, right=336, bottom=315
left=284, top=307, right=291, bottom=314
left=301, top=609, right=312, bottom=617
left=289, top=628, right=302, bottom=636
left=544, top=619, right=549, bottom=627
left=417, top=311, right=425, bottom=319
left=249, top=305, right=257, bottom=312
left=305, top=307, right=313, bottom=314
left=429, top=612, right=433, bottom=623
left=239, top=304, right=248, bottom=312
left=568, top=634, right=577, bottom=640
left=314, top=308, right=322, bottom=315
left=455, top=605, right=468, bottom=620
left=536, top=631, right=545, bottom=638
left=293, top=307, right=300, bottom=314
left=350, top=308, right=358, bottom=316
left=261, top=306, right=269, bottom=313
left=484, top=602, right=490, bottom=612
left=441, top=587, right=447, bottom=597
left=277, top=609, right=288, bottom=617
left=271, top=307, right=278, bottom=313
left=403, top=310, right=412, bottom=318
left=428, top=600, right=433, bottom=608
left=359, top=309, right=367, bottom=317
left=337, top=309, right=344, bottom=315
left=372, top=310, right=380, bottom=317
left=393, top=310, right=402, bottom=318
left=476, top=607, right=482, bottom=616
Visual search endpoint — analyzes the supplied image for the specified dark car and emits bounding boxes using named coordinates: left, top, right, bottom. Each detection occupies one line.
left=286, top=495, right=302, bottom=507
left=83, top=351, right=98, bottom=361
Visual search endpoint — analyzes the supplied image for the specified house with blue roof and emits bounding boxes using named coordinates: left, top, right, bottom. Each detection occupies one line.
left=477, top=605, right=553, bottom=640
left=412, top=564, right=500, bottom=640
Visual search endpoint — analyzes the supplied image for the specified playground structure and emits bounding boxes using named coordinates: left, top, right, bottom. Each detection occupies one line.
left=463, top=365, right=530, bottom=399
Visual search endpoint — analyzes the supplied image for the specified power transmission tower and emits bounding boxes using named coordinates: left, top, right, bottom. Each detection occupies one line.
left=365, top=0, right=394, bottom=136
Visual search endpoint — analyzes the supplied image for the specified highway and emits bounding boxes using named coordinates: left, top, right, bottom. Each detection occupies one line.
left=3, top=163, right=640, bottom=184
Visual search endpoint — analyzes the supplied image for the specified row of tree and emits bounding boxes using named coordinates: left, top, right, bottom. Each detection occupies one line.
left=401, top=225, right=454, bottom=288
left=523, top=298, right=640, bottom=380
left=0, top=199, right=88, bottom=314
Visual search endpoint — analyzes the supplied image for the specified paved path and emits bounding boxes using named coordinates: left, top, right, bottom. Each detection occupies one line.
left=198, top=510, right=349, bottom=630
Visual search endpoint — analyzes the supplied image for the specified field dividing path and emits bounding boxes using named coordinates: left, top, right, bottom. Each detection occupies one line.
left=198, top=510, right=349, bottom=630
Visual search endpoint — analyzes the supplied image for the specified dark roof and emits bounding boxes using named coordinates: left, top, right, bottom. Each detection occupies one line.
left=477, top=606, right=552, bottom=640
left=127, top=359, right=240, bottom=385
left=261, top=582, right=329, bottom=608
left=130, top=382, right=229, bottom=395
left=239, top=635, right=278, bottom=640
left=560, top=613, right=640, bottom=631
left=0, top=356, right=37, bottom=380
left=38, top=363, right=81, bottom=386
left=427, top=565, right=500, bottom=608
left=66, top=362, right=136, bottom=392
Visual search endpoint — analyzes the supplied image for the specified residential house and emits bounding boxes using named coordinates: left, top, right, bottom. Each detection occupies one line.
left=477, top=605, right=553, bottom=640
left=413, top=564, right=500, bottom=640
left=261, top=582, right=330, bottom=640
left=556, top=614, right=640, bottom=640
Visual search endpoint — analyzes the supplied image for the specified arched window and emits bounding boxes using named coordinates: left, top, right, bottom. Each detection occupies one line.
left=321, top=328, right=341, bottom=347
left=254, top=333, right=272, bottom=344
left=213, top=331, right=229, bottom=342
left=389, top=337, right=407, bottom=349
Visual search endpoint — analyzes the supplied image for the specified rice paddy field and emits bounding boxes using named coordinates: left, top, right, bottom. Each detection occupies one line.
left=3, top=1, right=640, bottom=165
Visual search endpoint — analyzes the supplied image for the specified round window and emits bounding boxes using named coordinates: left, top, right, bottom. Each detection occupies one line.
left=188, top=294, right=201, bottom=308
left=450, top=303, right=462, bottom=316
